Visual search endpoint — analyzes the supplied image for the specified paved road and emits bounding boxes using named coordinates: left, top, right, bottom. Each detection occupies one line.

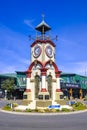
left=0, top=99, right=22, bottom=108
left=0, top=99, right=87, bottom=130
left=0, top=110, right=87, bottom=130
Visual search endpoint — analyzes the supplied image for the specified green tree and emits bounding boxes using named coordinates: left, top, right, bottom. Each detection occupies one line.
left=1, top=78, right=15, bottom=99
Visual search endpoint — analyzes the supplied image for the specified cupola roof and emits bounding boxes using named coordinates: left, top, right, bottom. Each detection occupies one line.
left=35, top=20, right=51, bottom=33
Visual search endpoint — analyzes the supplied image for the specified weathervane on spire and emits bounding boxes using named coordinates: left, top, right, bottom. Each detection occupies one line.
left=42, top=14, right=45, bottom=21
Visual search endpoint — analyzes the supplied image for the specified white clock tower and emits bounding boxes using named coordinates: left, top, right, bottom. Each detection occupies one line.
left=23, top=17, right=63, bottom=109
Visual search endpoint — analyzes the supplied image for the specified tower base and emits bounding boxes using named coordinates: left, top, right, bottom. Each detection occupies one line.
left=23, top=91, right=32, bottom=101
left=38, top=91, right=50, bottom=100
left=55, top=91, right=64, bottom=100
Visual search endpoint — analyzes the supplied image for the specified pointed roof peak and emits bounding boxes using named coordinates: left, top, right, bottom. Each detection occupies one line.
left=35, top=16, right=51, bottom=33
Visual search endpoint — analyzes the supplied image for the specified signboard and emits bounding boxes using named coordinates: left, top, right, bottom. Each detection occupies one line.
left=61, top=82, right=80, bottom=88
left=48, top=104, right=61, bottom=109
left=65, top=83, right=80, bottom=88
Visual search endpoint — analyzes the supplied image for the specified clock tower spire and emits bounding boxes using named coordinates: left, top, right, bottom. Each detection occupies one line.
left=35, top=15, right=51, bottom=40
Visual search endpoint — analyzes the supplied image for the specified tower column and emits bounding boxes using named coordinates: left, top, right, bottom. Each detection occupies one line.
left=38, top=67, right=50, bottom=100
left=55, top=71, right=62, bottom=92
left=23, top=71, right=32, bottom=100
left=40, top=68, right=48, bottom=92
left=26, top=71, right=32, bottom=92
left=26, top=78, right=31, bottom=92
left=55, top=71, right=64, bottom=100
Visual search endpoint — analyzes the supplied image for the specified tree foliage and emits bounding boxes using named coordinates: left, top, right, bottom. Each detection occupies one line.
left=1, top=78, right=15, bottom=93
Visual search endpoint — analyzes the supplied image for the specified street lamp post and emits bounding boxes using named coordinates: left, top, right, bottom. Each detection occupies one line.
left=5, top=90, right=7, bottom=100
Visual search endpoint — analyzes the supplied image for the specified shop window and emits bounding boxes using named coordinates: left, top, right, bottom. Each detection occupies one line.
left=66, top=77, right=70, bottom=83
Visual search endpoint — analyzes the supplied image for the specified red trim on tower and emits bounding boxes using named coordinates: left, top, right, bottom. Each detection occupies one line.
left=26, top=70, right=32, bottom=78
left=44, top=60, right=62, bottom=77
left=27, top=60, right=43, bottom=72
left=31, top=40, right=56, bottom=47
left=55, top=71, right=61, bottom=78
left=40, top=67, right=48, bottom=76
left=41, top=88, right=47, bottom=92
left=44, top=60, right=59, bottom=72
left=56, top=89, right=62, bottom=92
left=25, top=89, right=31, bottom=92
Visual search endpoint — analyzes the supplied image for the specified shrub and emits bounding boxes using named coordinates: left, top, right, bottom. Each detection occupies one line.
left=12, top=103, right=18, bottom=107
left=15, top=109, right=23, bottom=112
left=44, top=109, right=51, bottom=113
left=72, top=102, right=86, bottom=110
left=56, top=109, right=60, bottom=112
left=34, top=109, right=38, bottom=112
left=38, top=109, right=45, bottom=113
left=50, top=109, right=57, bottom=113
left=25, top=109, right=32, bottom=112
left=61, top=108, right=70, bottom=112
left=3, top=105, right=12, bottom=111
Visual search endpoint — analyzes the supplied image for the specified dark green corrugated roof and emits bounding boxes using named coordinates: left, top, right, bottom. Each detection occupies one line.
left=60, top=72, right=87, bottom=78
left=60, top=72, right=76, bottom=75
left=0, top=72, right=86, bottom=78
left=0, top=73, right=16, bottom=78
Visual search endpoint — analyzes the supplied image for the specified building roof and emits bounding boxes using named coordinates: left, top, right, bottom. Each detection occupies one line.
left=0, top=73, right=16, bottom=78
left=60, top=72, right=76, bottom=76
left=60, top=72, right=87, bottom=78
left=35, top=20, right=51, bottom=33
left=31, top=40, right=56, bottom=47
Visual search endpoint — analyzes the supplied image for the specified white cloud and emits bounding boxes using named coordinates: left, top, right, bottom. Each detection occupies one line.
left=24, top=19, right=35, bottom=29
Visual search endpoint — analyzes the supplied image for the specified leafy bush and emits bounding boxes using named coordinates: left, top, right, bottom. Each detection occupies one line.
left=61, top=108, right=70, bottom=112
left=3, top=105, right=12, bottom=111
left=43, top=109, right=51, bottom=113
left=72, top=102, right=86, bottom=110
left=37, top=109, right=45, bottom=113
left=56, top=109, right=60, bottom=112
left=12, top=103, right=18, bottom=107
left=34, top=109, right=38, bottom=112
left=25, top=109, right=32, bottom=112
left=15, top=109, right=23, bottom=112
left=50, top=109, right=57, bottom=112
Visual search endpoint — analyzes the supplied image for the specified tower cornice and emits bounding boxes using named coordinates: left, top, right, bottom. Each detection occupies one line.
left=31, top=40, right=56, bottom=47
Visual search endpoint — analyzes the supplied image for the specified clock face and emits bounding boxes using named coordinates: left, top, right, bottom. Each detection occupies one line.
left=46, top=45, right=53, bottom=58
left=34, top=45, right=41, bottom=58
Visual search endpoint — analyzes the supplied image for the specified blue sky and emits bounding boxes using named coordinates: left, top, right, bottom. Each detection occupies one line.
left=0, top=0, right=87, bottom=75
